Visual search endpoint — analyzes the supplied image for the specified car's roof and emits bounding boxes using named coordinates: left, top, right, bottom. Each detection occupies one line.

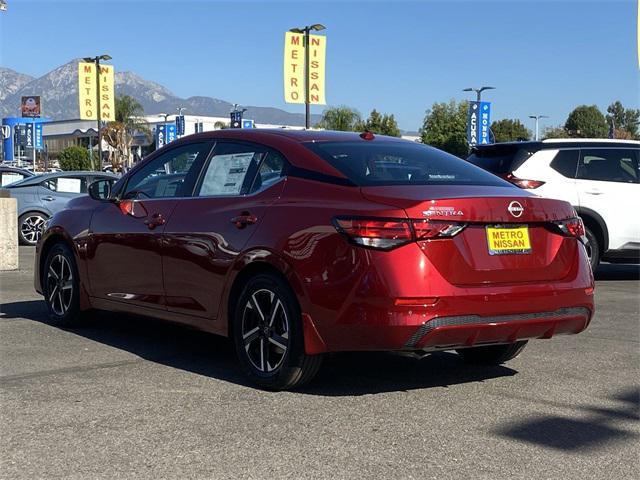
left=0, top=165, right=36, bottom=175
left=472, top=139, right=640, bottom=152
left=186, top=128, right=407, bottom=143
left=6, top=170, right=117, bottom=187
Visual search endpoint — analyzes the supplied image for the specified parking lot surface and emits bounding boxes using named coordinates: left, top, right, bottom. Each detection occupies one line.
left=1, top=247, right=639, bottom=479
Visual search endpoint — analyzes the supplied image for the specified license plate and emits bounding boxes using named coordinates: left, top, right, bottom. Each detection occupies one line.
left=486, top=225, right=531, bottom=255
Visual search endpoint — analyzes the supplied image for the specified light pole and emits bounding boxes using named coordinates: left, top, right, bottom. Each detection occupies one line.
left=462, top=86, right=495, bottom=103
left=529, top=115, right=549, bottom=141
left=82, top=54, right=112, bottom=170
left=289, top=23, right=326, bottom=129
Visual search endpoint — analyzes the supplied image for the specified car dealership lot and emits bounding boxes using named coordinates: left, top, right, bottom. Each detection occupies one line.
left=1, top=247, right=638, bottom=479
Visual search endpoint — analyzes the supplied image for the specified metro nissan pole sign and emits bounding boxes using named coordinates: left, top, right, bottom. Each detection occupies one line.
left=283, top=32, right=326, bottom=105
left=78, top=62, right=115, bottom=121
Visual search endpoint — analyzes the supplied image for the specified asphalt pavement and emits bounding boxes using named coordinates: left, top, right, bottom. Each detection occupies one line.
left=1, top=247, right=639, bottom=479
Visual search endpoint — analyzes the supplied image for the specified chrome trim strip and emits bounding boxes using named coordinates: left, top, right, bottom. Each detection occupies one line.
left=403, top=307, right=590, bottom=348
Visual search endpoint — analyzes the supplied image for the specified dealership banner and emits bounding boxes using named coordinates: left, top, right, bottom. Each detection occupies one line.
left=78, top=62, right=116, bottom=121
left=283, top=32, right=326, bottom=104
left=155, top=123, right=176, bottom=149
left=467, top=101, right=492, bottom=146
left=21, top=96, right=41, bottom=117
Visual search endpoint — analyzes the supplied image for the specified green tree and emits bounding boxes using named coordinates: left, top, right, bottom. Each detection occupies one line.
left=606, top=101, right=640, bottom=139
left=316, top=106, right=361, bottom=131
left=490, top=119, right=531, bottom=143
left=542, top=125, right=570, bottom=139
left=419, top=100, right=468, bottom=157
left=58, top=145, right=91, bottom=171
left=103, top=95, right=150, bottom=171
left=357, top=109, right=401, bottom=137
left=564, top=105, right=608, bottom=138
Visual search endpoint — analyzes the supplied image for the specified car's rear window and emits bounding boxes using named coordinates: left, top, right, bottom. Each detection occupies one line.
left=304, top=141, right=508, bottom=187
left=467, top=146, right=533, bottom=174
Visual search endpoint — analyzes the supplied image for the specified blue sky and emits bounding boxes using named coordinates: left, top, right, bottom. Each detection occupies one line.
left=1, top=0, right=638, bottom=131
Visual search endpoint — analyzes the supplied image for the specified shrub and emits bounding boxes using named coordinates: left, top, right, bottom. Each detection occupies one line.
left=58, top=146, right=92, bottom=171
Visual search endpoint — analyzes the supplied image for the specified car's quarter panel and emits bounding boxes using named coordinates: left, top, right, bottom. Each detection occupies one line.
left=86, top=199, right=178, bottom=309
left=161, top=180, right=286, bottom=320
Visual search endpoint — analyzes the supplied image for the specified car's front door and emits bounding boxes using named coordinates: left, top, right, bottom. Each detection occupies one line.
left=86, top=141, right=213, bottom=311
left=162, top=141, right=286, bottom=321
left=576, top=148, right=640, bottom=251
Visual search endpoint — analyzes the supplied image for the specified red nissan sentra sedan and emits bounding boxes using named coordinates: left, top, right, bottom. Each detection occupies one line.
left=34, top=129, right=594, bottom=390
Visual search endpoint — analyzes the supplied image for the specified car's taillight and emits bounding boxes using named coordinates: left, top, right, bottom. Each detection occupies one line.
left=503, top=173, right=545, bottom=189
left=552, top=217, right=586, bottom=242
left=412, top=219, right=466, bottom=239
left=333, top=217, right=466, bottom=250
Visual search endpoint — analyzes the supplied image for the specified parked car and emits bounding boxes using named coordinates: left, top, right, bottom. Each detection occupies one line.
left=35, top=130, right=594, bottom=390
left=467, top=139, right=640, bottom=269
left=4, top=171, right=118, bottom=245
left=0, top=165, right=35, bottom=186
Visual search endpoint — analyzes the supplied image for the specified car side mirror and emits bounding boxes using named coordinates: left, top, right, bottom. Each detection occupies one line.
left=88, top=179, right=112, bottom=201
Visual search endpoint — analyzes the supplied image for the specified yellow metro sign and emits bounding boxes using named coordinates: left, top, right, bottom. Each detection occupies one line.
left=78, top=62, right=115, bottom=121
left=284, top=32, right=326, bottom=105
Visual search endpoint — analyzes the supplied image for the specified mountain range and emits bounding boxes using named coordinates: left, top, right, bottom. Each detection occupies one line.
left=0, top=60, right=320, bottom=126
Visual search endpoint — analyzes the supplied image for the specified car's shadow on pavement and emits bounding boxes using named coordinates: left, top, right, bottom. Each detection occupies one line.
left=594, top=263, right=640, bottom=281
left=1, top=300, right=517, bottom=396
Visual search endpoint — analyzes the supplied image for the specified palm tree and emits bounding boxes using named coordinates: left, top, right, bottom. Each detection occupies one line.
left=103, top=95, right=150, bottom=170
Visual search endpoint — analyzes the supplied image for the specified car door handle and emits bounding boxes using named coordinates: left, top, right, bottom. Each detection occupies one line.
left=144, top=213, right=166, bottom=230
left=231, top=212, right=258, bottom=229
left=42, top=196, right=55, bottom=201
left=585, top=189, right=603, bottom=195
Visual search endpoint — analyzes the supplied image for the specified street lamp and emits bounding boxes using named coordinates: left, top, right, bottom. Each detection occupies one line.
left=289, top=23, right=326, bottom=129
left=157, top=113, right=171, bottom=123
left=0, top=1, right=8, bottom=12
left=462, top=86, right=495, bottom=103
left=82, top=54, right=112, bottom=170
left=528, top=115, right=549, bottom=141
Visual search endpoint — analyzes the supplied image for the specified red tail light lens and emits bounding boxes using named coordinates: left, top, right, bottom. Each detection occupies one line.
left=412, top=220, right=466, bottom=239
left=334, top=217, right=466, bottom=250
left=334, top=218, right=412, bottom=250
left=503, top=173, right=545, bottom=189
left=553, top=217, right=586, bottom=240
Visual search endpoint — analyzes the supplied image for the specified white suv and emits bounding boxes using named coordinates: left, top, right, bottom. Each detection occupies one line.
left=467, top=139, right=640, bottom=269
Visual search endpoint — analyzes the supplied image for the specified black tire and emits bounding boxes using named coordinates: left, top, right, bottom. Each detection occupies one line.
left=18, top=211, right=48, bottom=246
left=583, top=225, right=600, bottom=271
left=456, top=341, right=528, bottom=365
left=233, top=273, right=323, bottom=390
left=42, top=242, right=85, bottom=327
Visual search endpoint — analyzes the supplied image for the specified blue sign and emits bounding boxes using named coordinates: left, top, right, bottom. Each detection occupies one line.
left=155, top=123, right=177, bottom=149
left=34, top=122, right=43, bottom=150
left=242, top=119, right=254, bottom=129
left=467, top=101, right=492, bottom=146
left=175, top=115, right=185, bottom=136
left=166, top=123, right=176, bottom=143
left=478, top=102, right=491, bottom=145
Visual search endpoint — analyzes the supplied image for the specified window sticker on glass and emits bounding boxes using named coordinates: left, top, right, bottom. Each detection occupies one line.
left=1, top=173, right=22, bottom=186
left=57, top=177, right=82, bottom=193
left=199, top=152, right=255, bottom=196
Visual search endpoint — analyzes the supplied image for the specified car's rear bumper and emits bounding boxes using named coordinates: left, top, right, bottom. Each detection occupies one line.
left=403, top=306, right=590, bottom=351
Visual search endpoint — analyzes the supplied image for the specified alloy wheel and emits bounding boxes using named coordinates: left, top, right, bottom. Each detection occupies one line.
left=21, top=215, right=46, bottom=244
left=241, top=288, right=290, bottom=373
left=46, top=254, right=74, bottom=316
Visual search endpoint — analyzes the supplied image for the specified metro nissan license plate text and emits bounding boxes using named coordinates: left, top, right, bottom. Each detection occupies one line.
left=486, top=226, right=531, bottom=255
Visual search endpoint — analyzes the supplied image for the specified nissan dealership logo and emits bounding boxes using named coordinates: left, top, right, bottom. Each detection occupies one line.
left=508, top=201, right=524, bottom=218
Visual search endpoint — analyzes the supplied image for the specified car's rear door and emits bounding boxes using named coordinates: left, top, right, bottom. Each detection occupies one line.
left=86, top=141, right=213, bottom=311
left=575, top=148, right=640, bottom=250
left=162, top=141, right=286, bottom=320
left=38, top=175, right=89, bottom=215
